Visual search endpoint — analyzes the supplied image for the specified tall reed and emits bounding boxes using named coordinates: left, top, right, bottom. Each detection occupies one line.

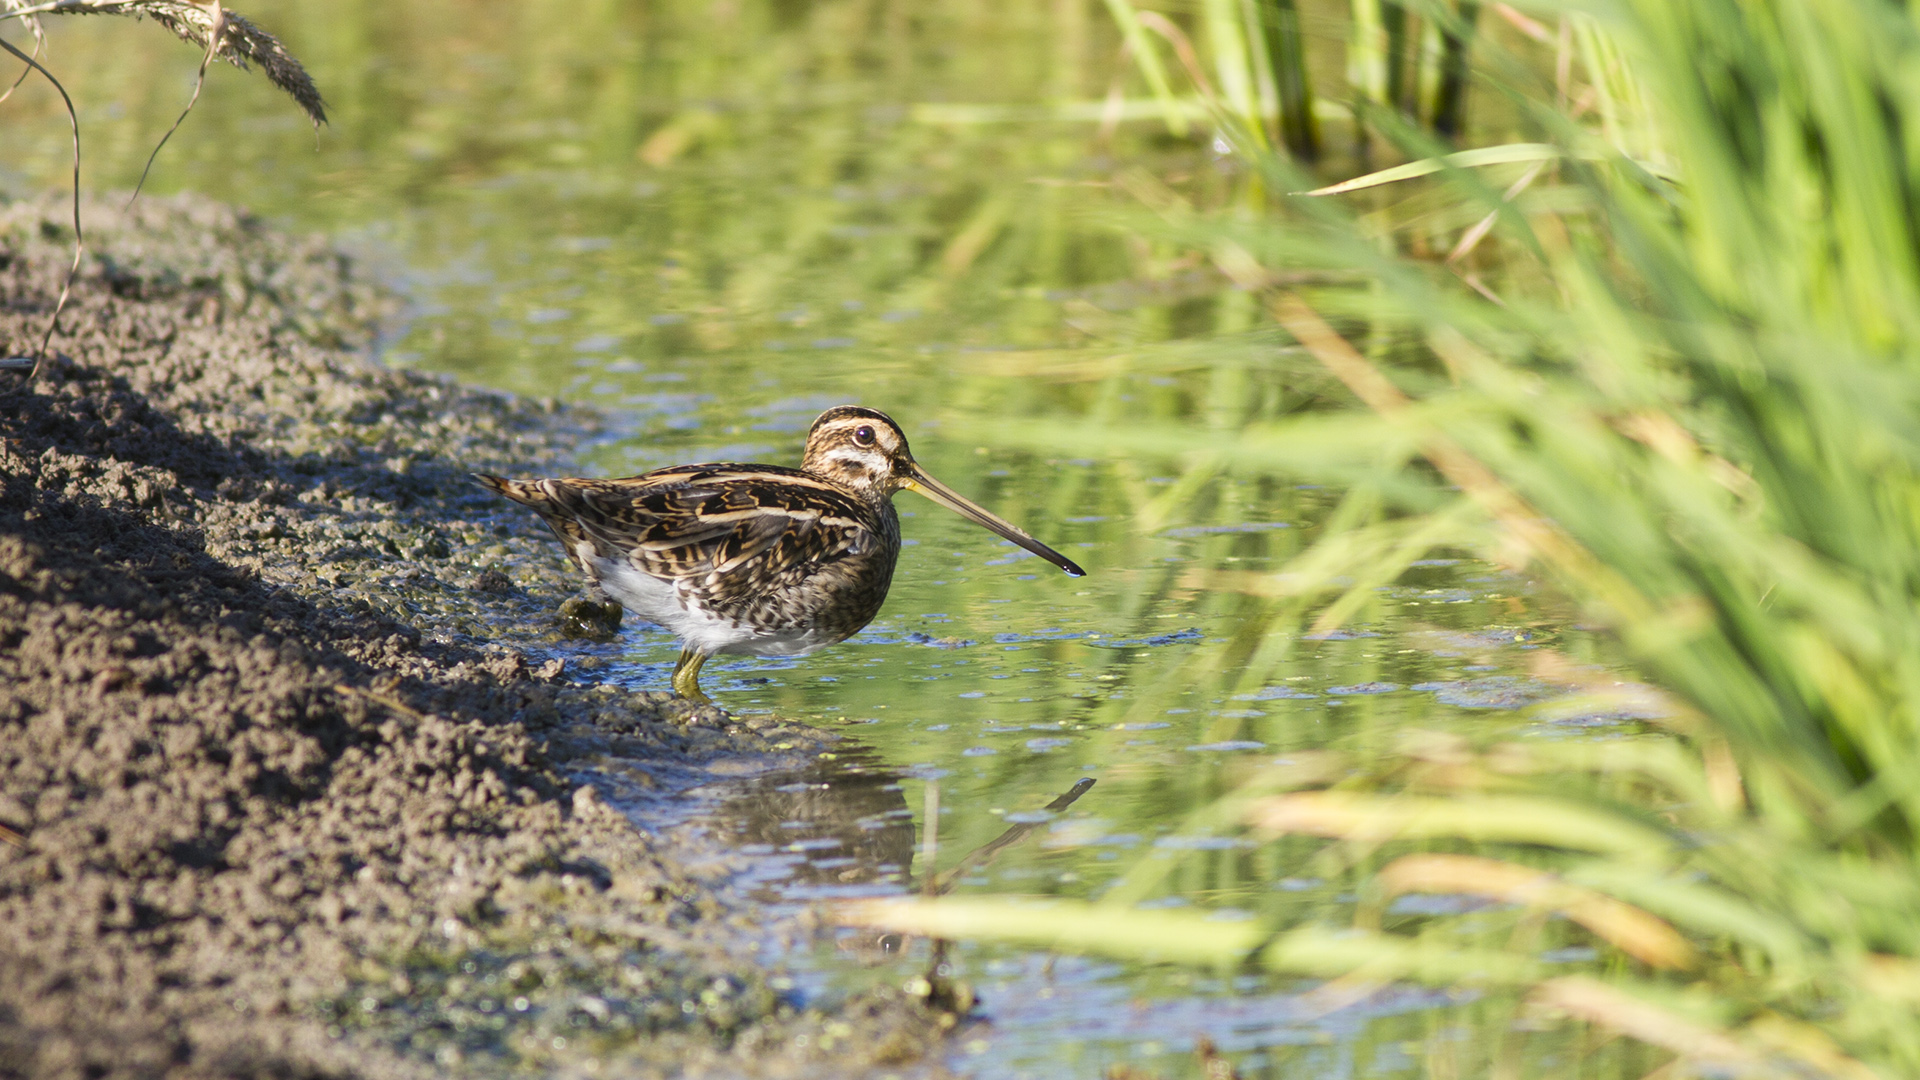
left=846, top=0, right=1920, bottom=1073
left=1104, top=0, right=1487, bottom=161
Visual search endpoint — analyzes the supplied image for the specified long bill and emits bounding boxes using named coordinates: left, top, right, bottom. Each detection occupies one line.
left=903, top=464, right=1087, bottom=577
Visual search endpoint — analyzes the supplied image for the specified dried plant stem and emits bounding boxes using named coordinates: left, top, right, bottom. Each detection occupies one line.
left=1446, top=158, right=1547, bottom=265
left=1135, top=11, right=1221, bottom=108
left=126, top=0, right=220, bottom=208
left=330, top=684, right=428, bottom=723
left=0, top=31, right=80, bottom=387
left=0, top=0, right=326, bottom=385
left=0, top=53, right=33, bottom=105
left=0, top=0, right=324, bottom=126
left=0, top=15, right=42, bottom=105
left=929, top=777, right=1095, bottom=894
left=0, top=0, right=72, bottom=18
left=920, top=780, right=939, bottom=898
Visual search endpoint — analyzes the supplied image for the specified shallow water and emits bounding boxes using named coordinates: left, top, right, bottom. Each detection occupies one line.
left=6, top=3, right=1655, bottom=1075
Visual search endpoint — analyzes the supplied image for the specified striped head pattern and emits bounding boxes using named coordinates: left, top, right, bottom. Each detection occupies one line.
left=800, top=406, right=914, bottom=496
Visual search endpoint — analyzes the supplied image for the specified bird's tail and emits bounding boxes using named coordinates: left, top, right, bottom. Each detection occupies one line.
left=473, top=474, right=599, bottom=573
left=473, top=472, right=540, bottom=506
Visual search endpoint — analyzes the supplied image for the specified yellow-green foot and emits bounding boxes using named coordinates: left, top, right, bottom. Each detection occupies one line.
left=671, top=649, right=711, bottom=704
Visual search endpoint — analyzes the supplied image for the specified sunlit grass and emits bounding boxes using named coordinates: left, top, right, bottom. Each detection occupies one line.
left=20, top=0, right=1916, bottom=1072
left=841, top=0, right=1920, bottom=1075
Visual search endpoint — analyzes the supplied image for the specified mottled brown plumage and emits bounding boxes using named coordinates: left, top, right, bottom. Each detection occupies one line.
left=476, top=405, right=1083, bottom=701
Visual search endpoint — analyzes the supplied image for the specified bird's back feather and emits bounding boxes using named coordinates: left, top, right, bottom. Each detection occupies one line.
left=472, top=466, right=900, bottom=641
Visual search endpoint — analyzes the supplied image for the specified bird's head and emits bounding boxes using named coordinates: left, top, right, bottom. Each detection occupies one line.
left=802, top=405, right=1085, bottom=576
left=801, top=406, right=917, bottom=496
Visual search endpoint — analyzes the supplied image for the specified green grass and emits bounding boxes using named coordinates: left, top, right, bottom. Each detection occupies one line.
left=846, top=0, right=1920, bottom=1074
left=18, top=0, right=1920, bottom=1070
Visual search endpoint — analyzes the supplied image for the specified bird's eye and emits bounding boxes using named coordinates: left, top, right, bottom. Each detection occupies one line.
left=853, top=425, right=876, bottom=447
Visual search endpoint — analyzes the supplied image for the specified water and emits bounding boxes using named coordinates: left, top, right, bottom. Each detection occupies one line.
left=4, top=3, right=1657, bottom=1075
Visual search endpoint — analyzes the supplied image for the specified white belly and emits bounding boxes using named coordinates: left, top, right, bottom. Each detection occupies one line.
left=589, top=555, right=841, bottom=658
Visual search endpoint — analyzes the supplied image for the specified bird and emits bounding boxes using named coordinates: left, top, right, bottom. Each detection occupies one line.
left=475, top=405, right=1085, bottom=703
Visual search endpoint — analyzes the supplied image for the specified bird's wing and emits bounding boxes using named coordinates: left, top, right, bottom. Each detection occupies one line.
left=521, top=466, right=882, bottom=588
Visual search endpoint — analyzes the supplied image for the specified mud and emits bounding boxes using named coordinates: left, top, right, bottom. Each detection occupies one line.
left=0, top=196, right=954, bottom=1079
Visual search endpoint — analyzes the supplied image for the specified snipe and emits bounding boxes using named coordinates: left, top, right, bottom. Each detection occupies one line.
left=476, top=405, right=1084, bottom=701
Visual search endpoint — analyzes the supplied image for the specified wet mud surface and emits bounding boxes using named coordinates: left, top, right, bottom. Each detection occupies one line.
left=0, top=196, right=957, bottom=1079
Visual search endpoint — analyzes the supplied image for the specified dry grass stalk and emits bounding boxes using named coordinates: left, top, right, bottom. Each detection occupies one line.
left=0, top=28, right=79, bottom=384
left=0, top=0, right=324, bottom=385
left=0, top=5, right=42, bottom=104
left=1376, top=853, right=1696, bottom=970
left=127, top=0, right=222, bottom=206
left=2, top=0, right=324, bottom=126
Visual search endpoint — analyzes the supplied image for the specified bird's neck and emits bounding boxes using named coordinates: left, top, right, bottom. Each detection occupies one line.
left=808, top=467, right=900, bottom=509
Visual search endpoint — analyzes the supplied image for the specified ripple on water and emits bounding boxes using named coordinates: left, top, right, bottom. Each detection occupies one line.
left=1301, top=627, right=1382, bottom=640
left=1236, top=685, right=1315, bottom=701
left=1405, top=627, right=1534, bottom=655
left=1161, top=521, right=1294, bottom=538
left=1084, top=628, right=1204, bottom=649
left=1153, top=835, right=1249, bottom=850
left=1184, top=741, right=1266, bottom=752
left=1412, top=675, right=1560, bottom=710
left=901, top=632, right=978, bottom=648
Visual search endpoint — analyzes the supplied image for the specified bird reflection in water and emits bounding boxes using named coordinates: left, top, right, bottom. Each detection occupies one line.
left=704, top=743, right=921, bottom=901
left=699, top=745, right=1095, bottom=955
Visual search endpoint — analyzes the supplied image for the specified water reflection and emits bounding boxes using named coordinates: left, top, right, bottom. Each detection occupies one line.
left=702, top=744, right=917, bottom=903
left=8, top=2, right=1661, bottom=1075
left=698, top=741, right=1097, bottom=914
left=925, top=777, right=1096, bottom=895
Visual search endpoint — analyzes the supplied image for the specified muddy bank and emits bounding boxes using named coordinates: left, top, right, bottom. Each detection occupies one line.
left=0, top=196, right=954, bottom=1079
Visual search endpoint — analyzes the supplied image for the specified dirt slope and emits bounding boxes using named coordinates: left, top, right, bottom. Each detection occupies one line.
left=0, top=196, right=951, bottom=1080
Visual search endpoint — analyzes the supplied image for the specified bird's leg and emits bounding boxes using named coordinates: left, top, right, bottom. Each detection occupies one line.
left=671, top=648, right=712, bottom=704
